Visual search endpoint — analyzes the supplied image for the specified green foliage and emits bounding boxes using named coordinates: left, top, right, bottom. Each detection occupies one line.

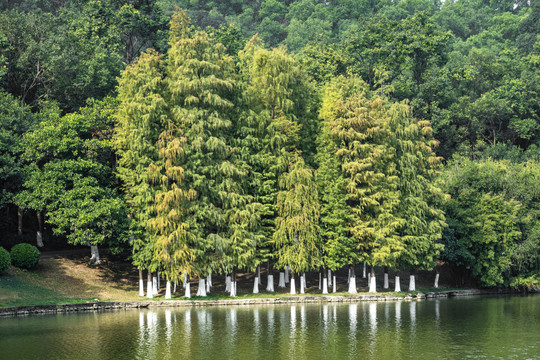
left=0, top=247, right=10, bottom=274
left=10, top=243, right=40, bottom=269
left=273, top=155, right=320, bottom=274
left=442, top=157, right=540, bottom=287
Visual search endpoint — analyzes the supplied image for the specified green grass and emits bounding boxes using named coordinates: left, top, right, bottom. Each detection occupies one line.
left=0, top=273, right=93, bottom=307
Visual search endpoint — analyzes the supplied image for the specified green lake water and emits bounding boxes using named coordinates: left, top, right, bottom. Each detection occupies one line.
left=0, top=295, right=538, bottom=360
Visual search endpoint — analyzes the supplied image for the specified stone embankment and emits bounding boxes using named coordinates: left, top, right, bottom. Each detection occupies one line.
left=0, top=288, right=515, bottom=317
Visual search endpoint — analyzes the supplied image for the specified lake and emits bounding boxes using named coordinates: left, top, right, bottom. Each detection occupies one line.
left=0, top=295, right=538, bottom=359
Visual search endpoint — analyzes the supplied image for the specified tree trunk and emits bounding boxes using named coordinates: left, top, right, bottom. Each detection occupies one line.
left=257, top=266, right=262, bottom=285
left=266, top=274, right=274, bottom=292
left=152, top=274, right=158, bottom=295
left=147, top=271, right=153, bottom=299
left=173, top=280, right=177, bottom=294
left=434, top=269, right=440, bottom=288
left=299, top=274, right=305, bottom=294
left=157, top=272, right=161, bottom=289
left=328, top=269, right=332, bottom=286
left=139, top=269, right=145, bottom=297
left=183, top=273, right=187, bottom=288
left=332, top=275, right=337, bottom=293
left=17, top=207, right=23, bottom=237
left=285, top=265, right=290, bottom=283
left=225, top=275, right=232, bottom=293
left=230, top=270, right=237, bottom=297
left=278, top=271, right=286, bottom=288
left=89, top=245, right=101, bottom=264
left=206, top=275, right=211, bottom=294
left=348, top=265, right=357, bottom=294
left=266, top=262, right=274, bottom=292
left=184, top=276, right=191, bottom=298
left=196, top=278, right=207, bottom=297
left=322, top=268, right=329, bottom=294
left=409, top=270, right=416, bottom=291
left=290, top=272, right=296, bottom=295
left=36, top=211, right=44, bottom=247
left=363, top=262, right=367, bottom=278
left=369, top=267, right=377, bottom=293
left=253, top=273, right=259, bottom=294
left=395, top=275, right=401, bottom=292
left=383, top=266, right=389, bottom=289
left=165, top=281, right=172, bottom=299
left=319, top=272, right=322, bottom=289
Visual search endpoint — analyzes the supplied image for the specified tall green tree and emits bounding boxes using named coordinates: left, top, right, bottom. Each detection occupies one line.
left=114, top=49, right=166, bottom=279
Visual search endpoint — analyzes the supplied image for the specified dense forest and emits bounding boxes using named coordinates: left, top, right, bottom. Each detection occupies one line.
left=0, top=0, right=538, bottom=296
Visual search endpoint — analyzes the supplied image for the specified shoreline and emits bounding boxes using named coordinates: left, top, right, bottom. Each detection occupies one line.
left=0, top=288, right=517, bottom=317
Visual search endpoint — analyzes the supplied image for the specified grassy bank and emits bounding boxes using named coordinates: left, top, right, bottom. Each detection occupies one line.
left=0, top=254, right=461, bottom=307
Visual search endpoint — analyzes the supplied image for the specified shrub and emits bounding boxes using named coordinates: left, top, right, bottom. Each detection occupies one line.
left=0, top=247, right=10, bottom=274
left=10, top=243, right=40, bottom=269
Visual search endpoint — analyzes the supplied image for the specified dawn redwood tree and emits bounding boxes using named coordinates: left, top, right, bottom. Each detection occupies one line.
left=148, top=121, right=196, bottom=299
left=273, top=154, right=320, bottom=295
left=324, top=76, right=403, bottom=293
left=389, top=101, right=447, bottom=291
left=115, top=49, right=167, bottom=297
left=166, top=10, right=259, bottom=297
left=237, top=40, right=313, bottom=290
left=316, top=77, right=362, bottom=294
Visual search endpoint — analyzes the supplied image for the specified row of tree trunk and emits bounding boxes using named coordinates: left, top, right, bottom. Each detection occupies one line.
left=137, top=264, right=440, bottom=298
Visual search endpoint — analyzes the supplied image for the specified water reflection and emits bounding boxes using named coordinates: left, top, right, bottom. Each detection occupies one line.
left=2, top=296, right=539, bottom=360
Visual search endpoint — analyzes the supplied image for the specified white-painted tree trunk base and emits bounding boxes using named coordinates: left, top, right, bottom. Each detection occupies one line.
left=409, top=275, right=416, bottom=291
left=147, top=280, right=153, bottom=299
left=139, top=279, right=145, bottom=297
left=183, top=274, right=187, bottom=288
left=90, top=245, right=101, bottom=264
left=196, top=279, right=207, bottom=296
left=395, top=276, right=401, bottom=292
left=302, top=274, right=307, bottom=290
left=348, top=276, right=357, bottom=294
left=185, top=282, right=190, bottom=298
left=278, top=272, right=286, bottom=288
left=257, top=266, right=262, bottom=285
left=165, top=281, right=172, bottom=299
left=230, top=281, right=237, bottom=297
left=332, top=276, right=337, bottom=293
left=322, top=278, right=328, bottom=294
left=173, top=280, right=177, bottom=294
left=36, top=231, right=44, bottom=248
left=206, top=278, right=211, bottom=293
left=367, top=273, right=371, bottom=287
left=207, top=274, right=212, bottom=288
left=328, top=270, right=332, bottom=286
left=290, top=277, right=296, bottom=295
left=225, top=276, right=231, bottom=293
left=363, top=262, right=367, bottom=278
left=299, top=275, right=305, bottom=294
left=253, top=277, right=259, bottom=293
left=152, top=277, right=158, bottom=295
left=383, top=273, right=389, bottom=289
left=266, top=274, right=274, bottom=292
left=369, top=275, right=377, bottom=293
left=285, top=266, right=290, bottom=283
left=434, top=273, right=440, bottom=288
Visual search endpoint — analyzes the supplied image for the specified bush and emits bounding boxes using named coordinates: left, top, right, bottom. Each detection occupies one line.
left=10, top=243, right=40, bottom=269
left=0, top=247, right=10, bottom=274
